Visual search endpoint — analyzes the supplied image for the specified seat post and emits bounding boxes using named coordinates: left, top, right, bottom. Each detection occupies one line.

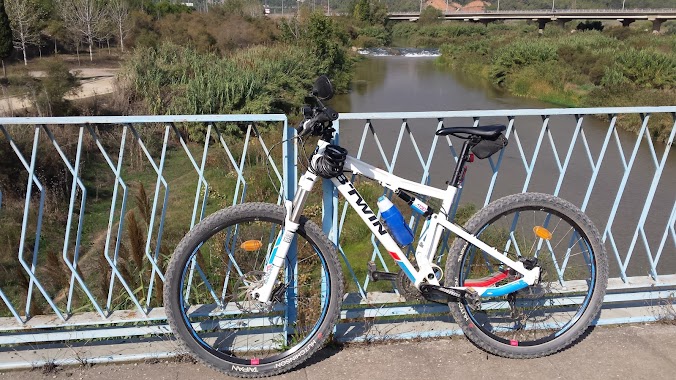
left=450, top=139, right=476, bottom=188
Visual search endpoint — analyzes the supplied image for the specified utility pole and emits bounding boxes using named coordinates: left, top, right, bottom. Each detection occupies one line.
left=623, top=0, right=626, bottom=10
left=552, top=0, right=555, bottom=12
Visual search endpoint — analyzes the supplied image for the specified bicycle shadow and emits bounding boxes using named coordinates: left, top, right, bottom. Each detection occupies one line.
left=284, top=342, right=345, bottom=373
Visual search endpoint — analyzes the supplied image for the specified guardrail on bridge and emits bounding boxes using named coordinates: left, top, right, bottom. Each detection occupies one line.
left=0, top=107, right=674, bottom=367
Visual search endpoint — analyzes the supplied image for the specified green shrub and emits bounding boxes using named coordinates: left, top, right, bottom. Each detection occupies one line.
left=490, top=40, right=557, bottom=84
left=24, top=59, right=78, bottom=116
left=600, top=66, right=630, bottom=89
left=358, top=25, right=391, bottom=46
left=392, top=22, right=418, bottom=40
left=614, top=49, right=676, bottom=89
left=559, top=31, right=621, bottom=50
left=121, top=39, right=352, bottom=141
left=419, top=23, right=486, bottom=38
left=354, top=35, right=381, bottom=48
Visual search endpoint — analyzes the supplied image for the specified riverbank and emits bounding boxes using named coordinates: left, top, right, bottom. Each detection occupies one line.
left=432, top=22, right=675, bottom=142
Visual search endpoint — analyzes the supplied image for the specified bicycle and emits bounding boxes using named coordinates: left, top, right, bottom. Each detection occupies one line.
left=164, top=76, right=608, bottom=377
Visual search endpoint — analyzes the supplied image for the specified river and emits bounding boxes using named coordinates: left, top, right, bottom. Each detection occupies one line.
left=331, top=52, right=676, bottom=278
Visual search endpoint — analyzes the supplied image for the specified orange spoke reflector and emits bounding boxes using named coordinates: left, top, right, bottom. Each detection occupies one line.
left=533, top=226, right=552, bottom=240
left=241, top=240, right=263, bottom=251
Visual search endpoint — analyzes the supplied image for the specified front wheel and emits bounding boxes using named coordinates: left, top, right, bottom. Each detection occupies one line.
left=445, top=193, right=608, bottom=358
left=164, top=203, right=343, bottom=377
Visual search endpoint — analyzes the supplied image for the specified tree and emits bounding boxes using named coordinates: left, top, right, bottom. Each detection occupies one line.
left=0, top=0, right=12, bottom=78
left=370, top=0, right=388, bottom=25
left=352, top=0, right=388, bottom=25
left=353, top=0, right=370, bottom=22
left=58, top=0, right=108, bottom=62
left=418, top=5, right=442, bottom=25
left=44, top=18, right=68, bottom=54
left=109, top=0, right=130, bottom=52
left=6, top=0, right=44, bottom=65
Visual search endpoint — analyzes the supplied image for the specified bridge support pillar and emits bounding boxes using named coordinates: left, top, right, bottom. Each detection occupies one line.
left=555, top=19, right=569, bottom=29
left=652, top=19, right=664, bottom=34
left=536, top=19, right=550, bottom=34
left=619, top=19, right=635, bottom=28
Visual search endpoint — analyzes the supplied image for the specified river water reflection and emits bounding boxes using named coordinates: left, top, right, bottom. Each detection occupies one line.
left=330, top=54, right=675, bottom=278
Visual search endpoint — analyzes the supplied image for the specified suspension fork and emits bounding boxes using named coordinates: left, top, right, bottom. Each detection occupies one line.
left=254, top=171, right=319, bottom=303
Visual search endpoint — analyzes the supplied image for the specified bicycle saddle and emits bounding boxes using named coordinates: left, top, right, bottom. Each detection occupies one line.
left=436, top=124, right=506, bottom=139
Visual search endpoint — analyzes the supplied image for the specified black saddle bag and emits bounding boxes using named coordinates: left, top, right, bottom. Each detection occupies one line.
left=471, top=133, right=508, bottom=159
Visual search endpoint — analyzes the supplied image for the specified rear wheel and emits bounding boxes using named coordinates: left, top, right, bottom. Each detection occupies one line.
left=445, top=193, right=608, bottom=358
left=164, top=203, right=343, bottom=377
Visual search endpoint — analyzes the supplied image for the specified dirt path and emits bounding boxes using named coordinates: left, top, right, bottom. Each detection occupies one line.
left=0, top=68, right=119, bottom=116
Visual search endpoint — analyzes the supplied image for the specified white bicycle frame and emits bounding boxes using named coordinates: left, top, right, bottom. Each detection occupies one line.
left=254, top=140, right=539, bottom=303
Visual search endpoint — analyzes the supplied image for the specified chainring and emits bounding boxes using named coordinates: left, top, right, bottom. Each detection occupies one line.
left=396, top=270, right=424, bottom=302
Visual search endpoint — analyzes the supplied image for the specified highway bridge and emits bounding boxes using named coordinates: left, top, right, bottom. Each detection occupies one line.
left=387, top=8, right=676, bottom=33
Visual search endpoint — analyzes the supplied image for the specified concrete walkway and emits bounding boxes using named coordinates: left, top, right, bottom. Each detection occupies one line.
left=3, top=323, right=676, bottom=380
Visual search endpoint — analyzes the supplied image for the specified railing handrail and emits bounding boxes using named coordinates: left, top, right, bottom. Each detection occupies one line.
left=388, top=8, right=676, bottom=15
left=0, top=114, right=288, bottom=125
left=339, top=106, right=676, bottom=120
left=2, top=107, right=674, bottom=126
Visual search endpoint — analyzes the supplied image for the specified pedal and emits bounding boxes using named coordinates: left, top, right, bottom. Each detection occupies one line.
left=367, top=261, right=398, bottom=282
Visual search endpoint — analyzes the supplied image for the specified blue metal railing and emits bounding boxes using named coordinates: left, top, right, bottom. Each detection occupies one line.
left=327, top=108, right=675, bottom=297
left=0, top=115, right=294, bottom=328
left=0, top=107, right=674, bottom=354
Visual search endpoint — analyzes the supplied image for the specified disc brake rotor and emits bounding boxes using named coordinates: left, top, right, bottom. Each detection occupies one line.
left=233, top=271, right=271, bottom=313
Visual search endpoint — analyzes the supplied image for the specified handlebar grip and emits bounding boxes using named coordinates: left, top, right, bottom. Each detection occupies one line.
left=316, top=113, right=330, bottom=123
left=324, top=106, right=339, bottom=121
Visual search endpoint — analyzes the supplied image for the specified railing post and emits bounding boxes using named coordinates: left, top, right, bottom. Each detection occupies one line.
left=282, top=118, right=298, bottom=339
left=322, top=122, right=339, bottom=243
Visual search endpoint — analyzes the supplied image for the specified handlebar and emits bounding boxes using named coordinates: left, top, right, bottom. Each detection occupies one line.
left=296, top=104, right=339, bottom=137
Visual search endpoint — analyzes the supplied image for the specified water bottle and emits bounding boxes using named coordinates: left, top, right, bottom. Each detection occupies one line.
left=377, top=196, right=414, bottom=246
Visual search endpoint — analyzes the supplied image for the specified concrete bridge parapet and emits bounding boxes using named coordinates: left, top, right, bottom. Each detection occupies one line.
left=386, top=9, right=675, bottom=33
